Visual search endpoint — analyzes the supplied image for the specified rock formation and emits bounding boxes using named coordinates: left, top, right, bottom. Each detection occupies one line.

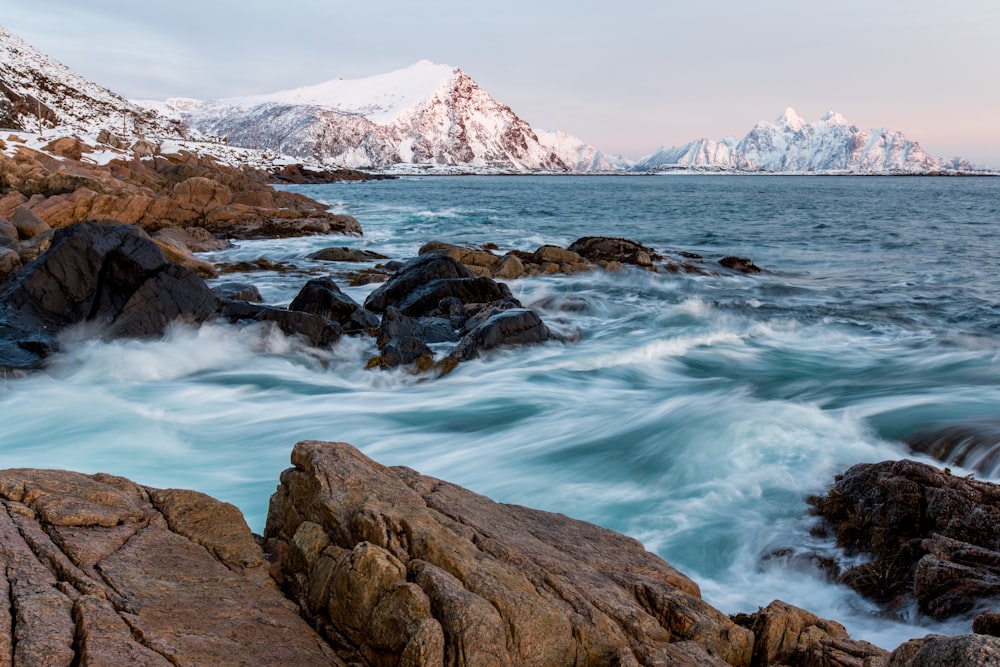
left=0, top=467, right=340, bottom=666
left=809, top=459, right=1000, bottom=619
left=265, top=440, right=755, bottom=666
left=0, top=221, right=218, bottom=370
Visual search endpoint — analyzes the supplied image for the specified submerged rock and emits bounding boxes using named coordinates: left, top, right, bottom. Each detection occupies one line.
left=310, top=246, right=389, bottom=263
left=265, top=440, right=756, bottom=667
left=809, top=459, right=1000, bottom=619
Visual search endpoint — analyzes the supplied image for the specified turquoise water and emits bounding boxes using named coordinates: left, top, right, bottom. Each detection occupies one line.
left=3, top=175, right=1000, bottom=649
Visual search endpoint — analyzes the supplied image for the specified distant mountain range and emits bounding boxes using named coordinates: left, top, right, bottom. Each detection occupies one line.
left=0, top=25, right=983, bottom=174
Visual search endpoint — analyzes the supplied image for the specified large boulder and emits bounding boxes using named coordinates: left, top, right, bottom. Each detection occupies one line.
left=288, top=277, right=379, bottom=334
left=568, top=236, right=661, bottom=267
left=0, top=221, right=218, bottom=370
left=0, top=468, right=341, bottom=666
left=731, top=600, right=888, bottom=667
left=11, top=204, right=50, bottom=239
left=396, top=276, right=514, bottom=318
left=364, top=254, right=474, bottom=313
left=886, top=634, right=1000, bottom=666
left=450, top=308, right=550, bottom=362
left=809, top=459, right=1000, bottom=618
left=265, top=440, right=755, bottom=667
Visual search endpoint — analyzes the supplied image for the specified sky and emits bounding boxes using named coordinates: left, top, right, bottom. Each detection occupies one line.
left=4, top=0, right=999, bottom=166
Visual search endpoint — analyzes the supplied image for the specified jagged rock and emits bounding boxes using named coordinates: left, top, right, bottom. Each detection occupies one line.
left=152, top=229, right=218, bottom=278
left=568, top=236, right=661, bottom=267
left=719, top=256, right=762, bottom=274
left=219, top=300, right=342, bottom=348
left=732, top=600, right=888, bottom=667
left=288, top=277, right=379, bottom=334
left=11, top=204, right=50, bottom=239
left=0, top=221, right=218, bottom=370
left=809, top=459, right=1000, bottom=618
left=450, top=308, right=550, bottom=361
left=886, top=634, right=1000, bottom=666
left=396, top=276, right=515, bottom=318
left=0, top=468, right=342, bottom=666
left=265, top=440, right=755, bottom=667
left=310, top=246, right=390, bottom=262
left=210, top=282, right=263, bottom=303
left=364, top=254, right=474, bottom=313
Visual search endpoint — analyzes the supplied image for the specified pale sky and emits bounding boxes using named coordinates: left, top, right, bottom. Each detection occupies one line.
left=4, top=1, right=999, bottom=166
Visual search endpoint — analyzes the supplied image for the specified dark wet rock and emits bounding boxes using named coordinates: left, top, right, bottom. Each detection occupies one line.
left=906, top=421, right=1000, bottom=477
left=568, top=236, right=661, bottom=267
left=450, top=308, right=550, bottom=361
left=364, top=253, right=474, bottom=313
left=0, top=221, right=218, bottom=370
left=377, top=307, right=458, bottom=349
left=418, top=241, right=501, bottom=276
left=265, top=440, right=755, bottom=667
left=210, top=281, right=263, bottom=303
left=731, top=599, right=888, bottom=667
left=0, top=468, right=341, bottom=666
left=973, top=611, right=1000, bottom=637
left=809, top=459, right=1000, bottom=619
left=216, top=257, right=297, bottom=274
left=219, top=300, right=342, bottom=348
left=289, top=277, right=379, bottom=334
left=887, top=633, right=1000, bottom=666
left=380, top=336, right=435, bottom=368
left=310, top=246, right=390, bottom=263
left=719, top=256, right=762, bottom=273
left=397, top=276, right=515, bottom=318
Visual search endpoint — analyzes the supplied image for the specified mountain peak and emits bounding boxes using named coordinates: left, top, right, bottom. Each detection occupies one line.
left=820, top=110, right=849, bottom=125
left=776, top=107, right=806, bottom=130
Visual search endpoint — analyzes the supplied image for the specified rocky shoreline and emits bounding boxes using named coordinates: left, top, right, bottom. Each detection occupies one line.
left=2, top=133, right=1000, bottom=665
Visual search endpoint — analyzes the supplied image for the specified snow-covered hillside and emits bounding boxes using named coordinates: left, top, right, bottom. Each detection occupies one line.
left=0, top=25, right=179, bottom=138
left=144, top=61, right=611, bottom=172
left=635, top=108, right=971, bottom=174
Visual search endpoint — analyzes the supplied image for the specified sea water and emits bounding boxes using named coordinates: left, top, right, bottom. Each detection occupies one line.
left=3, top=175, right=1000, bottom=649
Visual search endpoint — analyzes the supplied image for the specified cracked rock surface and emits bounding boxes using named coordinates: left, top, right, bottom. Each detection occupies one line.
left=0, top=468, right=340, bottom=666
left=265, top=440, right=755, bottom=667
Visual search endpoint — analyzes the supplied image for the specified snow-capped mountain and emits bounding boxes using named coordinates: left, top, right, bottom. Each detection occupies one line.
left=0, top=25, right=179, bottom=137
left=635, top=108, right=971, bottom=174
left=143, top=61, right=610, bottom=171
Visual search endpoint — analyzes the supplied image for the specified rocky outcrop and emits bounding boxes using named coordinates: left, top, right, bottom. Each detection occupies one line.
left=809, top=459, right=1000, bottom=619
left=364, top=254, right=550, bottom=369
left=289, top=277, right=379, bottom=334
left=0, top=468, right=341, bottom=666
left=732, top=600, right=888, bottom=667
left=886, top=634, right=1000, bottom=666
left=311, top=246, right=390, bottom=263
left=265, top=440, right=756, bottom=667
left=0, top=221, right=218, bottom=370
left=0, top=141, right=361, bottom=244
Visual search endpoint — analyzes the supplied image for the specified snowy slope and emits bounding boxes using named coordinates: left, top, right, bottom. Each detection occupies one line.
left=0, top=25, right=179, bottom=137
left=146, top=62, right=611, bottom=171
left=636, top=108, right=966, bottom=174
left=535, top=128, right=631, bottom=171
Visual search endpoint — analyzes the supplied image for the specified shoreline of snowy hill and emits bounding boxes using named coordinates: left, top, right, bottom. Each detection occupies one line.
left=0, top=23, right=990, bottom=175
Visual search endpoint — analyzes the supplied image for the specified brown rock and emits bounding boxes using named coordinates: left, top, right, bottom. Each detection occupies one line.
left=152, top=230, right=218, bottom=278
left=265, top=440, right=755, bottom=667
left=973, top=611, right=1000, bottom=637
left=0, top=247, right=20, bottom=282
left=419, top=241, right=500, bottom=275
left=887, top=634, right=1000, bottom=666
left=42, top=137, right=84, bottom=161
left=492, top=253, right=525, bottom=279
left=733, top=600, right=888, bottom=667
left=809, top=460, right=1000, bottom=618
left=0, top=191, right=28, bottom=219
left=0, top=218, right=16, bottom=241
left=11, top=204, right=50, bottom=239
left=568, top=236, right=662, bottom=267
left=0, top=468, right=342, bottom=666
left=171, top=176, right=234, bottom=209
left=532, top=244, right=583, bottom=265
